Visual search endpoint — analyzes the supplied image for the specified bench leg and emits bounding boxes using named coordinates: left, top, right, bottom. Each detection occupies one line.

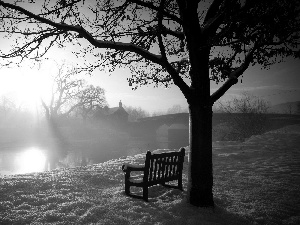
left=124, top=171, right=131, bottom=195
left=125, top=183, right=130, bottom=195
left=143, top=186, right=148, bottom=201
left=124, top=172, right=131, bottom=195
left=178, top=177, right=183, bottom=190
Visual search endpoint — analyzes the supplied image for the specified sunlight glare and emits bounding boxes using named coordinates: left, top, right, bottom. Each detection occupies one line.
left=15, top=148, right=46, bottom=174
left=17, top=69, right=52, bottom=111
left=0, top=64, right=53, bottom=113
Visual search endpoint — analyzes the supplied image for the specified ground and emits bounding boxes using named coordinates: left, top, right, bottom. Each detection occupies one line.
left=0, top=124, right=299, bottom=225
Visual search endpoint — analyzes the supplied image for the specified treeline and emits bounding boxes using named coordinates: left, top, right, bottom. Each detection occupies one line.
left=124, top=104, right=189, bottom=122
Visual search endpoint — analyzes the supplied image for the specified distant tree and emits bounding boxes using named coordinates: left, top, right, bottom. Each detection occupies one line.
left=297, top=102, right=300, bottom=114
left=167, top=104, right=188, bottom=114
left=76, top=85, right=107, bottom=121
left=218, top=92, right=270, bottom=140
left=151, top=105, right=187, bottom=116
left=123, top=105, right=150, bottom=122
left=0, top=95, right=35, bottom=126
left=286, top=103, right=293, bottom=114
left=1, top=0, right=299, bottom=207
left=151, top=111, right=165, bottom=117
left=40, top=63, right=85, bottom=120
left=0, top=95, right=16, bottom=117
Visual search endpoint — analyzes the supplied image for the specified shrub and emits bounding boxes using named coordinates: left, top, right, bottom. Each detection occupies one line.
left=217, top=92, right=270, bottom=140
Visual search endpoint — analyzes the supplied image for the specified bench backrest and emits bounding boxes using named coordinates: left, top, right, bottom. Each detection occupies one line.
left=143, top=148, right=185, bottom=185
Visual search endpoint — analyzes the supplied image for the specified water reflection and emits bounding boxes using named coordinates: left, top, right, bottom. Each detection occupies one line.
left=14, top=148, right=46, bottom=174
left=0, top=147, right=47, bottom=176
left=0, top=138, right=162, bottom=176
left=0, top=147, right=93, bottom=176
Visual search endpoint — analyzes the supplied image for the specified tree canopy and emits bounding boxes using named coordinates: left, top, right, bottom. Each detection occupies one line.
left=40, top=62, right=106, bottom=120
left=77, top=85, right=107, bottom=120
left=1, top=0, right=299, bottom=103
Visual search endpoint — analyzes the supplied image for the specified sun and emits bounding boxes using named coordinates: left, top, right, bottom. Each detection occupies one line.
left=0, top=64, right=53, bottom=113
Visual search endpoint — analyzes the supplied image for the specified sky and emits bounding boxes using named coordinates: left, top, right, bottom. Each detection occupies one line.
left=0, top=45, right=299, bottom=114
left=88, top=57, right=300, bottom=113
left=0, top=1, right=300, bottom=114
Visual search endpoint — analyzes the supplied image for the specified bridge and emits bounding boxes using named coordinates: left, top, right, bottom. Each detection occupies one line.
left=127, top=112, right=300, bottom=149
left=128, top=112, right=244, bottom=136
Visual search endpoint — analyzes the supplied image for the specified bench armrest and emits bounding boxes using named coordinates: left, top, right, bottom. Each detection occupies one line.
left=122, top=163, right=145, bottom=172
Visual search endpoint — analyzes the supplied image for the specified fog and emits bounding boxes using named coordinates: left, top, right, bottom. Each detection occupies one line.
left=0, top=105, right=172, bottom=175
left=0, top=116, right=134, bottom=175
left=1, top=101, right=299, bottom=176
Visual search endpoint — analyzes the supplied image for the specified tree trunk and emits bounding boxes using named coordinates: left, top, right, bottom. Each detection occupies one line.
left=187, top=100, right=214, bottom=207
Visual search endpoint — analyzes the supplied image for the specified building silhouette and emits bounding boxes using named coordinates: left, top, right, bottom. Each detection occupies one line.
left=94, top=100, right=128, bottom=127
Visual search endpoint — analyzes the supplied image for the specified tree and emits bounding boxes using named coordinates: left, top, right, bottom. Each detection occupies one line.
left=0, top=95, right=16, bottom=117
left=286, top=103, right=293, bottom=114
left=297, top=102, right=300, bottom=114
left=76, top=85, right=107, bottom=120
left=151, top=111, right=165, bottom=117
left=40, top=63, right=85, bottom=120
left=217, top=92, right=270, bottom=140
left=123, top=105, right=150, bottom=122
left=167, top=104, right=188, bottom=114
left=0, top=0, right=299, bottom=207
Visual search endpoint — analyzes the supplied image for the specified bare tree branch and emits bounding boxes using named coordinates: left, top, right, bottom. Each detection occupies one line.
left=157, top=0, right=167, bottom=61
left=210, top=47, right=257, bottom=104
left=128, top=0, right=182, bottom=24
left=0, top=1, right=164, bottom=65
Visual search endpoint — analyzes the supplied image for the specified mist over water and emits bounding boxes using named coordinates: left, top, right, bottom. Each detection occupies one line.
left=0, top=147, right=46, bottom=175
left=1, top=109, right=299, bottom=176
left=0, top=117, right=170, bottom=176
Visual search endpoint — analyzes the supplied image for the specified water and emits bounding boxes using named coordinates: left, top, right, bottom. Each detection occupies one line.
left=0, top=147, right=47, bottom=176
left=0, top=137, right=177, bottom=176
left=0, top=145, right=149, bottom=176
left=0, top=147, right=85, bottom=176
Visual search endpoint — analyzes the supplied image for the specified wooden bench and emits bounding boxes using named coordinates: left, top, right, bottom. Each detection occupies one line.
left=121, top=148, right=185, bottom=201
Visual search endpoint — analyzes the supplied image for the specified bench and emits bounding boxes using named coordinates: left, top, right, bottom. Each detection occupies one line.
left=121, top=148, right=185, bottom=201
